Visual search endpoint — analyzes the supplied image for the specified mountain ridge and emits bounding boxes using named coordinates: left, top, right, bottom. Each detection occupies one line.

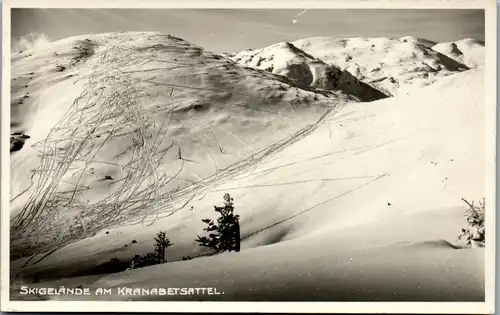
left=228, top=35, right=483, bottom=96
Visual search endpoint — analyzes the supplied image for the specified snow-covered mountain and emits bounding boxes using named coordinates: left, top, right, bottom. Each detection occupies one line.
left=230, top=36, right=480, bottom=97
left=227, top=41, right=388, bottom=99
left=9, top=31, right=487, bottom=303
left=432, top=38, right=485, bottom=69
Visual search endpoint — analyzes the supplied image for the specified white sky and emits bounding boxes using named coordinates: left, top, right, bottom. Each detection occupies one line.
left=11, top=9, right=485, bottom=53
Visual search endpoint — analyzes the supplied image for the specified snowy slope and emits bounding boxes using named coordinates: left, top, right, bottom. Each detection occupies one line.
left=290, top=36, right=469, bottom=96
left=10, top=32, right=390, bottom=259
left=11, top=50, right=486, bottom=303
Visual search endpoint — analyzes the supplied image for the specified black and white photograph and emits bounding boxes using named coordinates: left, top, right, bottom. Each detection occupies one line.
left=1, top=0, right=496, bottom=313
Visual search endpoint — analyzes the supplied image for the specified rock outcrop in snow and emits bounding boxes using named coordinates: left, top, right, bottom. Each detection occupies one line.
left=10, top=133, right=30, bottom=153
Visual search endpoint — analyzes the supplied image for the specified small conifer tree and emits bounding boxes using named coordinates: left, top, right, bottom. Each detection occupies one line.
left=154, top=231, right=174, bottom=263
left=128, top=231, right=173, bottom=269
left=197, top=193, right=241, bottom=253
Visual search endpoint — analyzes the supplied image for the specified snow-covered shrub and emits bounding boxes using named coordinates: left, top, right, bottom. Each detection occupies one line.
left=458, top=198, right=485, bottom=247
